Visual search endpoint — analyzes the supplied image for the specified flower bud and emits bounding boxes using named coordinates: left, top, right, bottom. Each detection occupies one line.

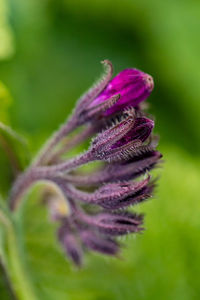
left=58, top=223, right=82, bottom=266
left=65, top=150, right=162, bottom=186
left=28, top=60, right=162, bottom=266
left=91, top=113, right=154, bottom=162
left=111, top=117, right=154, bottom=149
left=89, top=68, right=154, bottom=116
left=80, top=230, right=119, bottom=255
left=82, top=211, right=143, bottom=236
left=95, top=176, right=151, bottom=209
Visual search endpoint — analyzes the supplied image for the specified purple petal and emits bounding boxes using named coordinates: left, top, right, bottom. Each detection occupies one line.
left=81, top=212, right=144, bottom=236
left=58, top=223, right=82, bottom=266
left=80, top=230, right=119, bottom=255
left=90, top=68, right=154, bottom=116
left=112, top=117, right=154, bottom=149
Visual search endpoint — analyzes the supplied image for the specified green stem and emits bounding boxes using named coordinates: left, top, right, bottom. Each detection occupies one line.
left=0, top=209, right=37, bottom=300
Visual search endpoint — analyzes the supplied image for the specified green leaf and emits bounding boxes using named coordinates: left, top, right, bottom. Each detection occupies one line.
left=0, top=122, right=30, bottom=196
left=0, top=81, right=12, bottom=124
left=0, top=122, right=30, bottom=170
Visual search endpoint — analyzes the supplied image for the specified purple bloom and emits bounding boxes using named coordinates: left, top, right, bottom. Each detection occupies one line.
left=81, top=211, right=144, bottom=236
left=89, top=68, right=154, bottom=116
left=80, top=230, right=119, bottom=256
left=41, top=62, right=161, bottom=266
left=111, top=117, right=154, bottom=148
left=58, top=220, right=82, bottom=266
left=64, top=150, right=162, bottom=185
left=91, top=111, right=154, bottom=162
left=11, top=60, right=162, bottom=267
left=94, top=176, right=152, bottom=209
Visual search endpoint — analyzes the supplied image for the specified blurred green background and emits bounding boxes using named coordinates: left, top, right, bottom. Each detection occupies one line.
left=0, top=0, right=200, bottom=299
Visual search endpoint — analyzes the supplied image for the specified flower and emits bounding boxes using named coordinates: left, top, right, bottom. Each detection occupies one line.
left=79, top=211, right=144, bottom=235
left=89, top=68, right=154, bottom=116
left=80, top=230, right=119, bottom=256
left=20, top=60, right=161, bottom=267
left=58, top=220, right=82, bottom=266
left=91, top=111, right=154, bottom=162
left=111, top=117, right=154, bottom=147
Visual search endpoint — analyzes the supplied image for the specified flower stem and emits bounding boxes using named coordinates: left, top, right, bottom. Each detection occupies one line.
left=9, top=150, right=94, bottom=211
left=32, top=116, right=78, bottom=166
left=0, top=209, right=37, bottom=300
left=37, top=150, right=95, bottom=174
left=48, top=125, right=94, bottom=164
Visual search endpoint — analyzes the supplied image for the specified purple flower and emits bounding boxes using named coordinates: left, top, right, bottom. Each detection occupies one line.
left=80, top=230, right=119, bottom=256
left=111, top=117, right=154, bottom=148
left=89, top=68, right=154, bottom=116
left=14, top=60, right=162, bottom=266
left=81, top=211, right=144, bottom=236
left=58, top=220, right=82, bottom=266
left=91, top=111, right=154, bottom=162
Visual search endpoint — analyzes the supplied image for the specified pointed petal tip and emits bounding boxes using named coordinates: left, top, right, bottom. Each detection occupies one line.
left=143, top=74, right=154, bottom=92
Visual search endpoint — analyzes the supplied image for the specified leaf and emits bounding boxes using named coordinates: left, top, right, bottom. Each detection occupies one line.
left=0, top=81, right=12, bottom=124
left=0, top=122, right=30, bottom=171
left=0, top=122, right=30, bottom=196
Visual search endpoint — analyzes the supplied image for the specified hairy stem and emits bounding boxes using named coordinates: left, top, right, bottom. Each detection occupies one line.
left=9, top=170, right=39, bottom=211
left=9, top=151, right=94, bottom=211
left=32, top=116, right=78, bottom=166
left=37, top=150, right=94, bottom=174
left=48, top=125, right=94, bottom=164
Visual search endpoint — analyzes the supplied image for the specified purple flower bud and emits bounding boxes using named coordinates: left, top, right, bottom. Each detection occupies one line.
left=58, top=222, right=82, bottom=266
left=91, top=110, right=154, bottom=163
left=65, top=151, right=162, bottom=186
left=96, top=176, right=151, bottom=210
left=111, top=117, right=154, bottom=149
left=80, top=230, right=119, bottom=255
left=89, top=68, right=154, bottom=116
left=82, top=212, right=144, bottom=236
left=109, top=182, right=155, bottom=210
left=61, top=176, right=151, bottom=210
left=30, top=60, right=162, bottom=266
left=92, top=111, right=135, bottom=153
left=103, top=150, right=162, bottom=182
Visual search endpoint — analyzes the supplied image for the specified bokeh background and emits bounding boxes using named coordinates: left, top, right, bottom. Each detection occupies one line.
left=0, top=0, right=200, bottom=299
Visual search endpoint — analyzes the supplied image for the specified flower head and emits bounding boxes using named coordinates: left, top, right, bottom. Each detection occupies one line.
left=89, top=68, right=154, bottom=116
left=91, top=111, right=154, bottom=162
left=26, top=60, right=161, bottom=267
left=111, top=117, right=154, bottom=147
left=58, top=220, right=82, bottom=266
left=80, top=230, right=119, bottom=256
